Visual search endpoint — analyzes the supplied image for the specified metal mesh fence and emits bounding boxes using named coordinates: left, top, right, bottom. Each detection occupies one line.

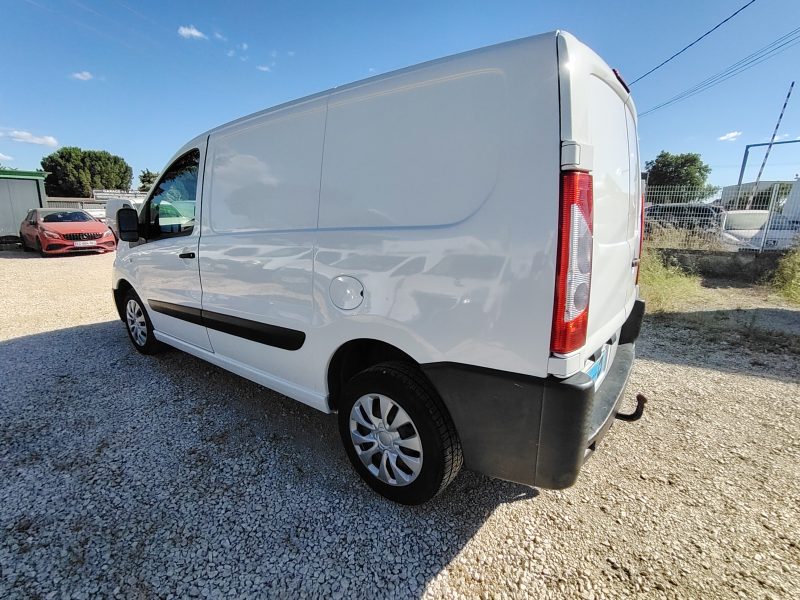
left=643, top=183, right=799, bottom=252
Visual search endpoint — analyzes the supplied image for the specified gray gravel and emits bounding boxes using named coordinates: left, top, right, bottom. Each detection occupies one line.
left=1, top=249, right=799, bottom=599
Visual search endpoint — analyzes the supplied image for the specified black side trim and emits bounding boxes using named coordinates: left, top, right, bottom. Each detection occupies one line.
left=147, top=300, right=305, bottom=351
left=148, top=300, right=204, bottom=326
left=202, top=310, right=305, bottom=351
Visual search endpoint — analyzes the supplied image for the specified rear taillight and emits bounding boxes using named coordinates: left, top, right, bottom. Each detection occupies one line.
left=635, top=192, right=644, bottom=284
left=551, top=171, right=593, bottom=355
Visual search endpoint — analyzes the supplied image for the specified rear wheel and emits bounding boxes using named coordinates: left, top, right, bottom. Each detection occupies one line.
left=123, top=289, right=163, bottom=355
left=338, top=361, right=462, bottom=505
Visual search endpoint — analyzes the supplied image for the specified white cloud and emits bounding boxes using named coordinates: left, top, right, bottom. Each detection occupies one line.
left=270, top=49, right=278, bottom=58
left=8, top=130, right=59, bottom=147
left=237, top=42, right=248, bottom=51
left=177, top=25, right=206, bottom=40
left=0, top=152, right=13, bottom=161
left=71, top=71, right=94, bottom=81
left=287, top=50, right=295, bottom=57
left=368, top=67, right=376, bottom=73
left=256, top=65, right=271, bottom=72
left=213, top=32, right=227, bottom=42
left=775, top=133, right=789, bottom=141
left=240, top=55, right=248, bottom=62
left=718, top=130, right=742, bottom=142
left=226, top=49, right=235, bottom=57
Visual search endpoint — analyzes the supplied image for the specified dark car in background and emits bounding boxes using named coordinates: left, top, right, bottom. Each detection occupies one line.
left=644, top=203, right=723, bottom=235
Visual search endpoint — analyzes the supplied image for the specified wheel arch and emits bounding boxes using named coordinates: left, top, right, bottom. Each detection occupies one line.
left=113, top=279, right=133, bottom=321
left=326, top=339, right=417, bottom=411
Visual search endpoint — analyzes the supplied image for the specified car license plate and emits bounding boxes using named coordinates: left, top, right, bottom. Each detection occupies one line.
left=74, top=240, right=96, bottom=247
left=587, top=346, right=608, bottom=386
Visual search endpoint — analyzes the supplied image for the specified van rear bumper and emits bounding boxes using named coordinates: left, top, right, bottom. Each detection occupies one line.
left=421, top=300, right=643, bottom=489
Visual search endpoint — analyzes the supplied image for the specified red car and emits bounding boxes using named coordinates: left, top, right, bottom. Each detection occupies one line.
left=19, top=208, right=117, bottom=256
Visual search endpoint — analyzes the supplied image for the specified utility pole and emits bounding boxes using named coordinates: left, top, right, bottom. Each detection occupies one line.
left=745, top=81, right=794, bottom=209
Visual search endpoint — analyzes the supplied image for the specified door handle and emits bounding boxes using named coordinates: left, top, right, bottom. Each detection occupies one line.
left=179, top=251, right=196, bottom=259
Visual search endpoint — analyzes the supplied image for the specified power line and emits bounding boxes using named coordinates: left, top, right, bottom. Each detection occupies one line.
left=630, top=0, right=758, bottom=85
left=639, top=27, right=800, bottom=117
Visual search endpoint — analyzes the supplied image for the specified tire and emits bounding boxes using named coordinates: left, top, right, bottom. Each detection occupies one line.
left=123, top=289, right=163, bottom=355
left=19, top=234, right=31, bottom=252
left=35, top=237, right=47, bottom=257
left=338, top=361, right=462, bottom=505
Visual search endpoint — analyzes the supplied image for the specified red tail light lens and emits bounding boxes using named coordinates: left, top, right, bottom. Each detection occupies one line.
left=551, top=171, right=593, bottom=355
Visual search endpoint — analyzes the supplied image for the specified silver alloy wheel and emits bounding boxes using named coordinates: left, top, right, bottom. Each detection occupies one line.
left=126, top=299, right=148, bottom=347
left=349, top=393, right=423, bottom=486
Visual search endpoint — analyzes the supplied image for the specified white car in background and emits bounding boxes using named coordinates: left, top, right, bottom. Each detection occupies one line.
left=720, top=210, right=800, bottom=251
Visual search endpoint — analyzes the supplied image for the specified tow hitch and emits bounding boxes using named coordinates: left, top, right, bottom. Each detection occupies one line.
left=616, top=393, right=647, bottom=422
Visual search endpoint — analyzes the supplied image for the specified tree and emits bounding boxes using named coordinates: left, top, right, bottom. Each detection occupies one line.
left=40, top=147, right=132, bottom=197
left=138, top=169, right=159, bottom=192
left=645, top=151, right=711, bottom=187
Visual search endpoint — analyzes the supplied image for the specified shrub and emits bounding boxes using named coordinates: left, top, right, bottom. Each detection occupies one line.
left=773, top=246, right=800, bottom=305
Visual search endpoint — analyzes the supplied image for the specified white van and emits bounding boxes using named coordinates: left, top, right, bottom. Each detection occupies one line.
left=105, top=197, right=143, bottom=238
left=113, top=31, right=645, bottom=504
left=720, top=210, right=800, bottom=251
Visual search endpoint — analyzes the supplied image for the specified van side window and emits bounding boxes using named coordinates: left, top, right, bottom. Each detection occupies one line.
left=142, top=149, right=200, bottom=241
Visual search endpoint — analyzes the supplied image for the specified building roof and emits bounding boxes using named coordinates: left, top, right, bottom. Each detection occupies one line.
left=0, top=169, right=49, bottom=180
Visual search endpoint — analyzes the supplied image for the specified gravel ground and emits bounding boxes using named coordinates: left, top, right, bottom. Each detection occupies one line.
left=1, top=249, right=799, bottom=599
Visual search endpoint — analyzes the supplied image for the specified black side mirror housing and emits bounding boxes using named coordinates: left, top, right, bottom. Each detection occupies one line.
left=117, top=208, right=140, bottom=243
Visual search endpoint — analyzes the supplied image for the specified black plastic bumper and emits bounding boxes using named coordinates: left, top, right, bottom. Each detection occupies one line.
left=422, top=300, right=644, bottom=489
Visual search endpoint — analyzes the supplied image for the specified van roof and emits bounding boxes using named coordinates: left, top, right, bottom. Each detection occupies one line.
left=174, top=31, right=562, bottom=156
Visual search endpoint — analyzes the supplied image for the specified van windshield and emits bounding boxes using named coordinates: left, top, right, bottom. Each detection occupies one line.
left=725, top=213, right=768, bottom=231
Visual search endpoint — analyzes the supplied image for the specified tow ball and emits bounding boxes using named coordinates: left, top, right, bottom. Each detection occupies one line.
left=616, top=393, right=647, bottom=422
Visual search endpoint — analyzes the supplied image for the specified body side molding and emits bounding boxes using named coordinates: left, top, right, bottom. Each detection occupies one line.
left=147, top=299, right=306, bottom=351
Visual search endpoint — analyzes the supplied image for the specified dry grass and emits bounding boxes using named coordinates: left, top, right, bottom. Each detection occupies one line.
left=638, top=247, right=703, bottom=313
left=644, top=226, right=725, bottom=251
left=773, top=246, right=800, bottom=305
left=639, top=245, right=800, bottom=354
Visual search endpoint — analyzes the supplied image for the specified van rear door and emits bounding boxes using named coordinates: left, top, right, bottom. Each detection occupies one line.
left=557, top=32, right=640, bottom=360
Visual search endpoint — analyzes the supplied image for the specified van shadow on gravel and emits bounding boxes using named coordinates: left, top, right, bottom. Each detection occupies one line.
left=1, top=322, right=535, bottom=599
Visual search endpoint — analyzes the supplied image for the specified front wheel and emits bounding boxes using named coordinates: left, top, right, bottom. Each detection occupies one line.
left=19, top=233, right=31, bottom=252
left=338, top=361, right=462, bottom=505
left=123, top=289, right=163, bottom=355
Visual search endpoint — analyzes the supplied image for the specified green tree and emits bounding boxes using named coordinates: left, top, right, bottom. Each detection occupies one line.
left=40, top=147, right=132, bottom=197
left=138, top=169, right=159, bottom=192
left=645, top=151, right=711, bottom=187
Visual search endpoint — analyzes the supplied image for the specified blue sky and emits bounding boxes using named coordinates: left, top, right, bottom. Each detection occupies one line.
left=2, top=0, right=799, bottom=187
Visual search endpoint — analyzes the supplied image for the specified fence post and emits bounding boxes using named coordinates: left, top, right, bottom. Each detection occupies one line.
left=759, top=184, right=781, bottom=253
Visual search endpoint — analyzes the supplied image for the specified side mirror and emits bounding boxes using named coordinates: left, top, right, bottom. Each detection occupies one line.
left=117, top=208, right=140, bottom=243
